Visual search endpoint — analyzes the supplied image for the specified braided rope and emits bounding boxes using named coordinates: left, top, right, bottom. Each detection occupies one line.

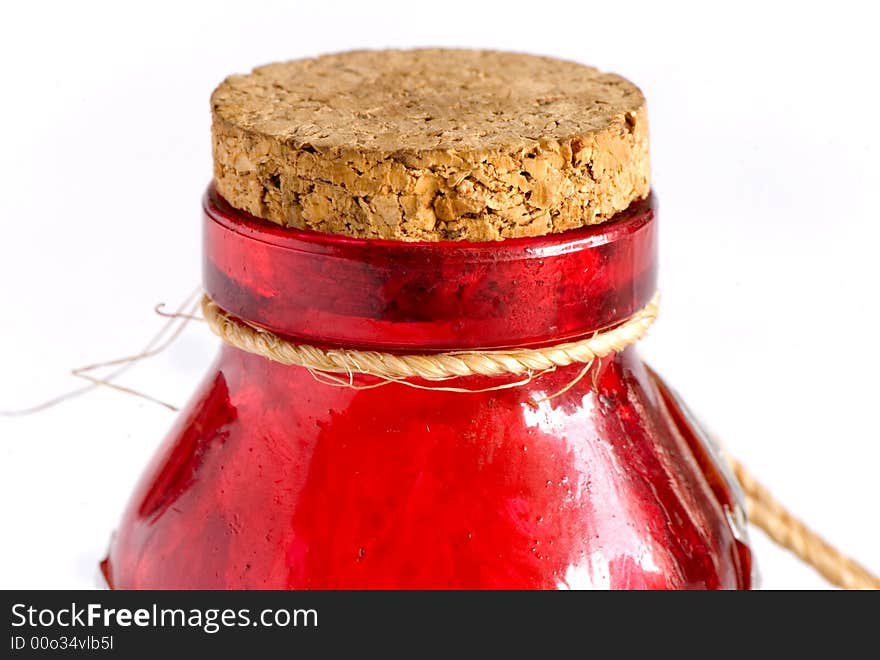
left=730, top=459, right=880, bottom=590
left=202, top=292, right=659, bottom=380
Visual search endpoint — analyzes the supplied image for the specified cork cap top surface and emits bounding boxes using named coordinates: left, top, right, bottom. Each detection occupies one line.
left=211, top=49, right=650, bottom=241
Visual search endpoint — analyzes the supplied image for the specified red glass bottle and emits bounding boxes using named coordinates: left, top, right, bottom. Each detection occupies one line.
left=102, top=185, right=753, bottom=589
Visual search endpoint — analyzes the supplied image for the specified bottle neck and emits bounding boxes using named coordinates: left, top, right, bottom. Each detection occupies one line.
left=203, top=184, right=657, bottom=352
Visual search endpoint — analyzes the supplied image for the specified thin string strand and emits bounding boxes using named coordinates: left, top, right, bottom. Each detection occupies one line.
left=0, top=287, right=200, bottom=416
left=307, top=367, right=550, bottom=394
left=74, top=373, right=179, bottom=412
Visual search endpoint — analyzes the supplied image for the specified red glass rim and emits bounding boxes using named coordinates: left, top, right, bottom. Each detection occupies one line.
left=203, top=183, right=657, bottom=351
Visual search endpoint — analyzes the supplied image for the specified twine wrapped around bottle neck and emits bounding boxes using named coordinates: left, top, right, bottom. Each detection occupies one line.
left=200, top=292, right=660, bottom=382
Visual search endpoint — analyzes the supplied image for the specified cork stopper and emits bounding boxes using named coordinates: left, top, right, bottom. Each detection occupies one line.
left=211, top=49, right=650, bottom=242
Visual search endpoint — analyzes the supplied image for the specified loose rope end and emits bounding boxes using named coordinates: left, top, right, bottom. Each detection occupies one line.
left=730, top=459, right=880, bottom=590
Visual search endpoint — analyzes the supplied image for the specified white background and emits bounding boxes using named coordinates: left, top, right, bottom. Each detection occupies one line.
left=1, top=0, right=877, bottom=590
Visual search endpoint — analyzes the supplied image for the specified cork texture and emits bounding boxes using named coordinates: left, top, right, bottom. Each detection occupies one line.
left=211, top=49, right=650, bottom=241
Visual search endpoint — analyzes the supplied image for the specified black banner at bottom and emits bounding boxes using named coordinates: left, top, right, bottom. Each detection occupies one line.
left=0, top=589, right=869, bottom=656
